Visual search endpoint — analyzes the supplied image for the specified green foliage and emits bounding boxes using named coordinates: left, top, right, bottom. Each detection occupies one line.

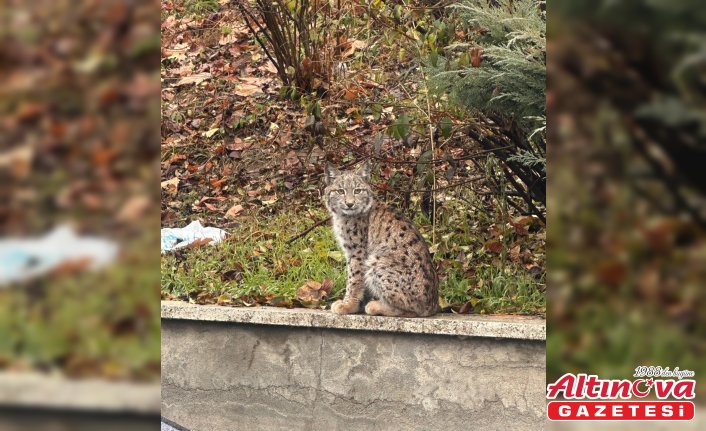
left=388, top=114, right=411, bottom=140
left=555, top=0, right=706, bottom=138
left=183, top=0, right=219, bottom=17
left=508, top=148, right=545, bottom=171
left=423, top=0, right=547, bottom=218
left=428, top=0, right=546, bottom=132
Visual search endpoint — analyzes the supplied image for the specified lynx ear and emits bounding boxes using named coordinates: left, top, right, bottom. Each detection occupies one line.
left=325, top=164, right=340, bottom=184
left=356, top=161, right=371, bottom=181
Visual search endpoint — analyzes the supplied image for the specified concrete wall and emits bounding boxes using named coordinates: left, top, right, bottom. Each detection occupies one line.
left=0, top=408, right=158, bottom=431
left=0, top=372, right=160, bottom=431
left=162, top=302, right=546, bottom=431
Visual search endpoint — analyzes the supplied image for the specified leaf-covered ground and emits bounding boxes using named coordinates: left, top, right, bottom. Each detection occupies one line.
left=160, top=0, right=546, bottom=315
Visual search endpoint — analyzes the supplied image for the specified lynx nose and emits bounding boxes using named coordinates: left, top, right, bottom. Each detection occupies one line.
left=345, top=202, right=354, bottom=209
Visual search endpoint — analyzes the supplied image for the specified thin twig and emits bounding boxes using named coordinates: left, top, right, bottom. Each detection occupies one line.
left=235, top=1, right=284, bottom=81
left=286, top=217, right=331, bottom=244
left=370, top=145, right=513, bottom=165
left=376, top=175, right=485, bottom=194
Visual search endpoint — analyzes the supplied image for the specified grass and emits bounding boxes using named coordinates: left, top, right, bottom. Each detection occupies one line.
left=161, top=209, right=347, bottom=307
left=442, top=265, right=545, bottom=314
left=183, top=0, right=220, bottom=16
left=161, top=208, right=545, bottom=315
left=0, top=229, right=161, bottom=381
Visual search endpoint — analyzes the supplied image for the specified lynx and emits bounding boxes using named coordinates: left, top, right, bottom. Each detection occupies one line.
left=324, top=163, right=438, bottom=317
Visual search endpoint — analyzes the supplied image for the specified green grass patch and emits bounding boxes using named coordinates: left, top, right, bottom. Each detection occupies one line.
left=0, top=230, right=160, bottom=381
left=451, top=266, right=545, bottom=314
left=180, top=0, right=220, bottom=17
left=161, top=209, right=347, bottom=307
left=161, top=209, right=545, bottom=315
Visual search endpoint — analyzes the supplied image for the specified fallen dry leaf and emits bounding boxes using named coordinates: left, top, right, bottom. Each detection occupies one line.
left=320, top=278, right=333, bottom=294
left=260, top=194, right=278, bottom=205
left=0, top=145, right=34, bottom=179
left=484, top=240, right=503, bottom=254
left=228, top=137, right=251, bottom=151
left=458, top=301, right=473, bottom=314
left=225, top=204, right=244, bottom=219
left=343, top=88, right=358, bottom=101
left=296, top=280, right=331, bottom=303
left=186, top=238, right=213, bottom=249
left=263, top=62, right=278, bottom=74
left=509, top=244, right=521, bottom=262
left=210, top=177, right=227, bottom=188
left=164, top=154, right=186, bottom=166
left=510, top=220, right=529, bottom=235
left=471, top=47, right=483, bottom=67
left=233, top=82, right=261, bottom=97
left=49, top=257, right=94, bottom=276
left=221, top=269, right=243, bottom=282
left=175, top=72, right=212, bottom=86
left=194, top=290, right=218, bottom=304
left=161, top=177, right=180, bottom=195
left=161, top=208, right=178, bottom=225
left=340, top=39, right=366, bottom=59
left=203, top=202, right=218, bottom=211
left=116, top=195, right=151, bottom=222
left=219, top=32, right=238, bottom=45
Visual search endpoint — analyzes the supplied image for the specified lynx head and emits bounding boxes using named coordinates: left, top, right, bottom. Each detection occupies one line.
left=324, top=162, right=374, bottom=217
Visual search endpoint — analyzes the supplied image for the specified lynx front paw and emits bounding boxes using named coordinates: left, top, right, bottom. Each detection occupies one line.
left=331, top=300, right=359, bottom=315
left=365, top=300, right=412, bottom=317
left=364, top=300, right=382, bottom=315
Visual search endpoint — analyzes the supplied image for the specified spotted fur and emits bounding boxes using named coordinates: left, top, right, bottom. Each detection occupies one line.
left=324, top=163, right=438, bottom=317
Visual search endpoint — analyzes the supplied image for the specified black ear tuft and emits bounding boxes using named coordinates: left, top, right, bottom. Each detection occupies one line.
left=325, top=164, right=340, bottom=185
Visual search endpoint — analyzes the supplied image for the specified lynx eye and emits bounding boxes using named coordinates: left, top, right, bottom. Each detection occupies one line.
left=353, top=189, right=364, bottom=194
left=334, top=189, right=345, bottom=195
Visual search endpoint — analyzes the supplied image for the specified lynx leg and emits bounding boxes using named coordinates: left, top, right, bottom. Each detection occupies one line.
left=331, top=253, right=368, bottom=315
left=364, top=300, right=414, bottom=317
left=331, top=299, right=361, bottom=315
left=364, top=252, right=428, bottom=317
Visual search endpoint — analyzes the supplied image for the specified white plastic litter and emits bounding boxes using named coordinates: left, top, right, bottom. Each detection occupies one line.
left=161, top=220, right=227, bottom=253
left=0, top=225, right=120, bottom=286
